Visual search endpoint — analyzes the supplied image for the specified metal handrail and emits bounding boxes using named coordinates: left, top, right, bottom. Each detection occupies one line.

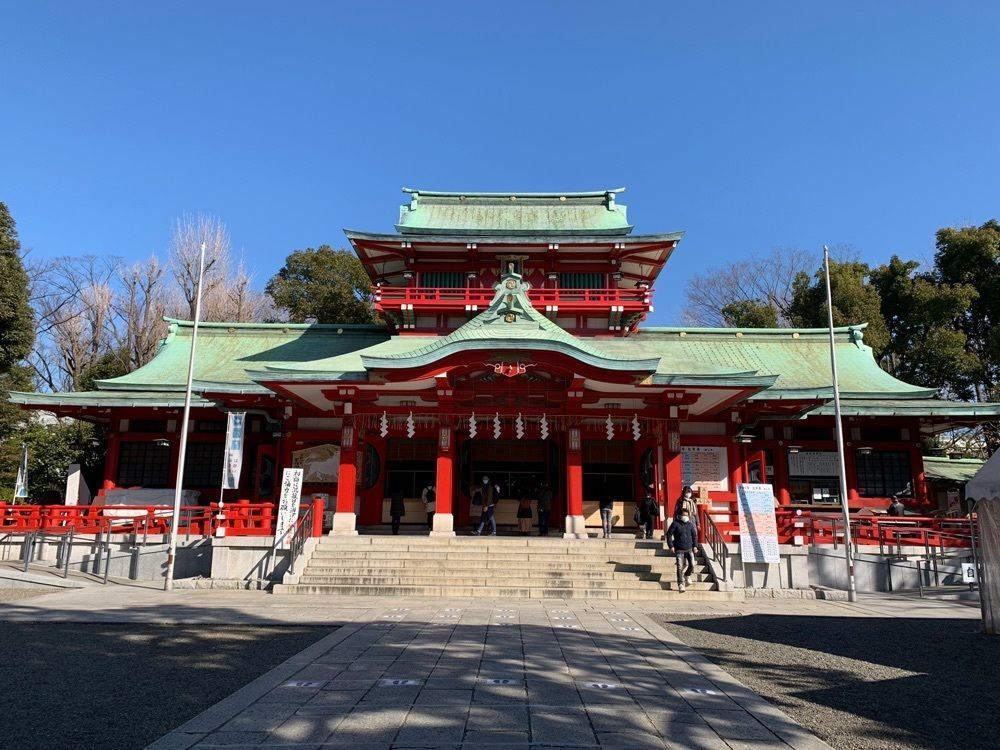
left=262, top=504, right=314, bottom=584
left=702, top=512, right=729, bottom=581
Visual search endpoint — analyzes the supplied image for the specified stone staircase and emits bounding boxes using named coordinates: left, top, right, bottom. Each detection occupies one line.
left=272, top=535, right=741, bottom=600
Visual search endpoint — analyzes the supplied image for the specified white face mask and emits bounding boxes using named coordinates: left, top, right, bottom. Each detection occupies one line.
left=684, top=492, right=692, bottom=499
left=680, top=515, right=690, bottom=523
left=482, top=479, right=488, bottom=484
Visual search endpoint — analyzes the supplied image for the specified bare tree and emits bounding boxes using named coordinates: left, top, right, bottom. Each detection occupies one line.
left=113, top=256, right=175, bottom=369
left=682, top=247, right=815, bottom=327
left=169, top=214, right=231, bottom=320
left=28, top=255, right=119, bottom=390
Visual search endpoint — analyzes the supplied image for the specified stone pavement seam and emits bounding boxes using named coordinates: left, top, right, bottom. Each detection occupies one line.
left=144, top=621, right=366, bottom=749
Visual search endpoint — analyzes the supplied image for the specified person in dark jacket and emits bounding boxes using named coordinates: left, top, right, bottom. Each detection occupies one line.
left=666, top=510, right=698, bottom=592
left=637, top=485, right=658, bottom=539
left=389, top=487, right=406, bottom=535
left=598, top=483, right=614, bottom=539
left=536, top=479, right=552, bottom=536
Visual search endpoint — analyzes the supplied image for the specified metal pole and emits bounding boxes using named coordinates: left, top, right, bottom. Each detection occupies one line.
left=824, top=246, right=858, bottom=602
left=164, top=241, right=207, bottom=591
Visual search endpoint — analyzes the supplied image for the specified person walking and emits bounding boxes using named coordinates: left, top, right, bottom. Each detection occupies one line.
left=666, top=509, right=698, bottom=592
left=673, top=485, right=699, bottom=531
left=421, top=484, right=436, bottom=530
left=598, top=484, right=614, bottom=539
left=536, top=479, right=552, bottom=536
left=887, top=495, right=906, bottom=516
left=516, top=491, right=533, bottom=535
left=471, top=476, right=496, bottom=535
left=389, top=486, right=406, bottom=535
left=637, top=485, right=658, bottom=539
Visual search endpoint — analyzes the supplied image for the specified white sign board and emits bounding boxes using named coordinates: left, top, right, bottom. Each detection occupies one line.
left=947, top=489, right=961, bottom=515
left=681, top=446, right=729, bottom=492
left=962, top=563, right=978, bottom=584
left=275, top=468, right=304, bottom=548
left=788, top=451, right=840, bottom=477
left=736, top=483, right=780, bottom=564
left=222, top=412, right=246, bottom=490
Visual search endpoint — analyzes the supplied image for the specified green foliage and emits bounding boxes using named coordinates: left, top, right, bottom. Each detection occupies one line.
left=0, top=203, right=35, bottom=372
left=868, top=255, right=980, bottom=393
left=789, top=260, right=890, bottom=356
left=265, top=245, right=380, bottom=325
left=720, top=300, right=779, bottom=328
left=0, top=419, right=105, bottom=503
left=76, top=350, right=131, bottom=392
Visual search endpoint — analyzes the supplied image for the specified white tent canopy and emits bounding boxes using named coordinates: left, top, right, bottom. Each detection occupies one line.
left=967, top=449, right=1000, bottom=503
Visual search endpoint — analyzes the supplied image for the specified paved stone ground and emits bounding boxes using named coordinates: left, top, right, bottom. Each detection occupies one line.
left=143, top=602, right=828, bottom=750
left=2, top=585, right=981, bottom=749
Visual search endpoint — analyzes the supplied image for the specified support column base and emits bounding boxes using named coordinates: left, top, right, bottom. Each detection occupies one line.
left=430, top=512, right=455, bottom=537
left=328, top=511, right=358, bottom=536
left=563, top=514, right=588, bottom=539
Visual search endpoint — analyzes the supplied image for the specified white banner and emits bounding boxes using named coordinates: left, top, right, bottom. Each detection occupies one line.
left=13, top=444, right=28, bottom=499
left=275, top=468, right=304, bottom=548
left=222, top=412, right=247, bottom=490
left=736, top=483, right=780, bottom=564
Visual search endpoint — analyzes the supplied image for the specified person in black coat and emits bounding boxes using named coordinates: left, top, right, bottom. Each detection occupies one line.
left=389, top=487, right=406, bottom=535
left=637, top=485, right=658, bottom=539
left=666, top=510, right=698, bottom=592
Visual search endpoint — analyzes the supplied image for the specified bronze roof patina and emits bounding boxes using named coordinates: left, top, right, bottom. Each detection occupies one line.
left=394, top=188, right=634, bottom=236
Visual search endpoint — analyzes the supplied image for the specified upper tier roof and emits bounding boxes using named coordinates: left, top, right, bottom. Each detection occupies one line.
left=395, top=188, right=633, bottom=236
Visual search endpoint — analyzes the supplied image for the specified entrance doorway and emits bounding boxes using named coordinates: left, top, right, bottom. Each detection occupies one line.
left=460, top=438, right=561, bottom=528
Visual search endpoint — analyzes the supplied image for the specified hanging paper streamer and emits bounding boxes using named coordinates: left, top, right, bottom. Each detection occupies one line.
left=379, top=411, right=389, bottom=438
left=468, top=411, right=477, bottom=439
left=515, top=413, right=524, bottom=439
left=539, top=413, right=549, bottom=441
left=493, top=412, right=502, bottom=440
left=632, top=414, right=641, bottom=441
left=406, top=411, right=415, bottom=438
left=606, top=414, right=614, bottom=441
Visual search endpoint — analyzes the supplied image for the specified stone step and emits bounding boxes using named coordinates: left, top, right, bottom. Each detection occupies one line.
left=300, top=564, right=712, bottom=580
left=308, top=550, right=678, bottom=563
left=272, top=583, right=737, bottom=601
left=295, top=574, right=717, bottom=590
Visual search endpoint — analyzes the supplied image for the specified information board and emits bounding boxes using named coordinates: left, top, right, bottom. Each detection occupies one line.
left=681, top=446, right=729, bottom=492
left=736, top=483, right=780, bottom=564
left=275, top=468, right=304, bottom=548
left=787, top=451, right=840, bottom=477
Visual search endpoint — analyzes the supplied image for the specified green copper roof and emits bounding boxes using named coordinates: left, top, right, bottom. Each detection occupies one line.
left=808, top=398, right=1000, bottom=417
left=95, top=319, right=390, bottom=392
left=8, top=390, right=215, bottom=409
left=395, top=188, right=634, bottom=236
left=923, top=456, right=985, bottom=483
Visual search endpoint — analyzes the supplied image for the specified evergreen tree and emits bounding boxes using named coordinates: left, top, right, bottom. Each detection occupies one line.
left=0, top=203, right=35, bottom=372
left=265, top=245, right=380, bottom=324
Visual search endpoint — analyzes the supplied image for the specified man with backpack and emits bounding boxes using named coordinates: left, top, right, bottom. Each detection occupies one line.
left=421, top=484, right=436, bottom=530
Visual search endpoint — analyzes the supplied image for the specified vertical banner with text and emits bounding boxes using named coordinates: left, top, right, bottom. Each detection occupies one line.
left=275, top=468, right=304, bottom=547
left=222, top=412, right=247, bottom=490
left=13, top=444, right=28, bottom=499
left=736, top=483, right=780, bottom=564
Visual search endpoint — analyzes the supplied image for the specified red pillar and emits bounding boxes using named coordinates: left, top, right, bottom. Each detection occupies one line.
left=331, top=421, right=358, bottom=535
left=846, top=447, right=860, bottom=503
left=431, top=426, right=455, bottom=535
left=564, top=427, right=585, bottom=538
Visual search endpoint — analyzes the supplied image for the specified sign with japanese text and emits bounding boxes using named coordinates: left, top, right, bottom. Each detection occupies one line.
left=222, top=412, right=246, bottom=490
left=736, top=483, right=780, bottom=564
left=274, top=468, right=303, bottom=547
left=681, top=446, right=729, bottom=492
left=787, top=451, right=840, bottom=477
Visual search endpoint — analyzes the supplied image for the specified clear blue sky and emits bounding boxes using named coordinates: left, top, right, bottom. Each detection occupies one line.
left=3, top=1, right=998, bottom=324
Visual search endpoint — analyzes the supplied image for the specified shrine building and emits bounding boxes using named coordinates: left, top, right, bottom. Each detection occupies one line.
left=12, top=188, right=1000, bottom=536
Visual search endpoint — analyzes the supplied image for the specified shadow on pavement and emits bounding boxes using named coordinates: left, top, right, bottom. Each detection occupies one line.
left=655, top=613, right=999, bottom=750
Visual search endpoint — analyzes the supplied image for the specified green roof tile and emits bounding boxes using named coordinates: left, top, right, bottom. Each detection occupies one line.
left=395, top=188, right=634, bottom=236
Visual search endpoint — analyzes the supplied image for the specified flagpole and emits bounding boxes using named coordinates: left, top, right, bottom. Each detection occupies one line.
left=824, top=245, right=858, bottom=603
left=164, top=241, right=207, bottom=591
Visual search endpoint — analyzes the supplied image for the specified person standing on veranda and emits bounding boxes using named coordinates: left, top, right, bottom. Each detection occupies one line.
left=389, top=486, right=406, bottom=535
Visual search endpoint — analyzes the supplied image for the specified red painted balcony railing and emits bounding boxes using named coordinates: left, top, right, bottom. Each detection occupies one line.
left=702, top=508, right=974, bottom=551
left=374, top=286, right=651, bottom=308
left=0, top=502, right=322, bottom=538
